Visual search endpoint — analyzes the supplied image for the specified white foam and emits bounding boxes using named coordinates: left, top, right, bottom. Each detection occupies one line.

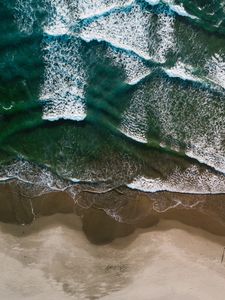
left=1, top=104, right=13, bottom=111
left=41, top=1, right=155, bottom=121
left=164, top=61, right=202, bottom=82
left=0, top=160, right=72, bottom=196
left=128, top=71, right=152, bottom=85
left=40, top=37, right=87, bottom=121
left=143, top=72, right=225, bottom=174
left=120, top=128, right=148, bottom=144
left=205, top=53, right=225, bottom=89
left=0, top=177, right=11, bottom=182
left=14, top=0, right=36, bottom=34
left=44, top=25, right=69, bottom=36
left=106, top=47, right=151, bottom=85
left=43, top=0, right=74, bottom=36
left=39, top=0, right=88, bottom=121
left=169, top=4, right=198, bottom=19
left=80, top=3, right=152, bottom=61
left=80, top=36, right=151, bottom=61
left=119, top=89, right=149, bottom=144
left=127, top=165, right=225, bottom=194
left=185, top=134, right=225, bottom=174
left=69, top=177, right=80, bottom=183
left=144, top=0, right=197, bottom=19
left=153, top=13, right=175, bottom=63
left=144, top=0, right=160, bottom=5
left=78, top=0, right=134, bottom=20
left=41, top=98, right=86, bottom=122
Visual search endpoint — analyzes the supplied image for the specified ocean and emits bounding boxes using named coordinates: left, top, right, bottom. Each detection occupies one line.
left=1, top=0, right=225, bottom=215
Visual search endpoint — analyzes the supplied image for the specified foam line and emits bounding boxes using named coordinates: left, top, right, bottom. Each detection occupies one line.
left=40, top=36, right=87, bottom=122
left=80, top=3, right=152, bottom=61
left=127, top=165, right=225, bottom=194
left=144, top=0, right=198, bottom=19
left=119, top=88, right=149, bottom=144
left=163, top=62, right=203, bottom=83
left=106, top=47, right=152, bottom=85
left=79, top=0, right=134, bottom=20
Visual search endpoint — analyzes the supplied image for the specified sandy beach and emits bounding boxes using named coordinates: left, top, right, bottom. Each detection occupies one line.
left=0, top=214, right=225, bottom=300
left=1, top=183, right=225, bottom=299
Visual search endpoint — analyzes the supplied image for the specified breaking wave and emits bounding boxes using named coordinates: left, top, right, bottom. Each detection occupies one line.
left=1, top=0, right=225, bottom=200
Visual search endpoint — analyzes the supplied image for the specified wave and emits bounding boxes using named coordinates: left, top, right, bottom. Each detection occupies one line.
left=106, top=47, right=152, bottom=85
left=41, top=1, right=159, bottom=121
left=178, top=0, right=225, bottom=35
left=119, top=87, right=149, bottom=144
left=80, top=35, right=151, bottom=61
left=79, top=0, right=134, bottom=20
left=163, top=61, right=202, bottom=83
left=119, top=127, right=148, bottom=144
left=185, top=140, right=225, bottom=176
left=144, top=0, right=225, bottom=36
left=80, top=3, right=152, bottom=61
left=6, top=0, right=225, bottom=198
left=39, top=1, right=86, bottom=121
left=144, top=0, right=197, bottom=19
left=43, top=0, right=72, bottom=36
left=167, top=3, right=197, bottom=19
left=118, top=71, right=225, bottom=174
left=2, top=158, right=225, bottom=203
left=40, top=35, right=87, bottom=122
left=205, top=53, right=225, bottom=90
left=80, top=5, right=176, bottom=64
left=127, top=71, right=152, bottom=85
left=127, top=165, right=225, bottom=194
left=0, top=160, right=78, bottom=198
left=154, top=13, right=175, bottom=64
left=164, top=58, right=225, bottom=93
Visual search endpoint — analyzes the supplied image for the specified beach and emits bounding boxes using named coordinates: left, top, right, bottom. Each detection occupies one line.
left=0, top=211, right=225, bottom=300
left=0, top=182, right=225, bottom=299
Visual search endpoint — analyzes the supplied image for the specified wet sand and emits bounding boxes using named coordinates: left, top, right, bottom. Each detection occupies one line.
left=1, top=182, right=225, bottom=299
left=1, top=182, right=225, bottom=242
left=0, top=214, right=225, bottom=299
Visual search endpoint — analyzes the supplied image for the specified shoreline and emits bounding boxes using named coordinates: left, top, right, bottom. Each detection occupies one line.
left=1, top=182, right=225, bottom=299
left=1, top=181, right=225, bottom=243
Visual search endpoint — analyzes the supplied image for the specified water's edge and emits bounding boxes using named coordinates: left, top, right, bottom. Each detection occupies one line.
left=1, top=181, right=225, bottom=244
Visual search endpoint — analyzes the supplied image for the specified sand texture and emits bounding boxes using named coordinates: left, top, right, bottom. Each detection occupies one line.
left=0, top=214, right=225, bottom=299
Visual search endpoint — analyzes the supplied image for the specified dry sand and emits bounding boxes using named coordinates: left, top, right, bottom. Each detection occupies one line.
left=0, top=214, right=225, bottom=300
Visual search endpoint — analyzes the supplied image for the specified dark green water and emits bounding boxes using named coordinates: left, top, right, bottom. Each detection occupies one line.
left=0, top=0, right=225, bottom=196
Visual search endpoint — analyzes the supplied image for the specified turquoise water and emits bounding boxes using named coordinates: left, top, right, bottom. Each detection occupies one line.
left=0, top=0, right=225, bottom=196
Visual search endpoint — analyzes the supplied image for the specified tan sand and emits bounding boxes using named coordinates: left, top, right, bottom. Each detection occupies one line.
left=0, top=214, right=225, bottom=300
left=1, top=182, right=225, bottom=242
